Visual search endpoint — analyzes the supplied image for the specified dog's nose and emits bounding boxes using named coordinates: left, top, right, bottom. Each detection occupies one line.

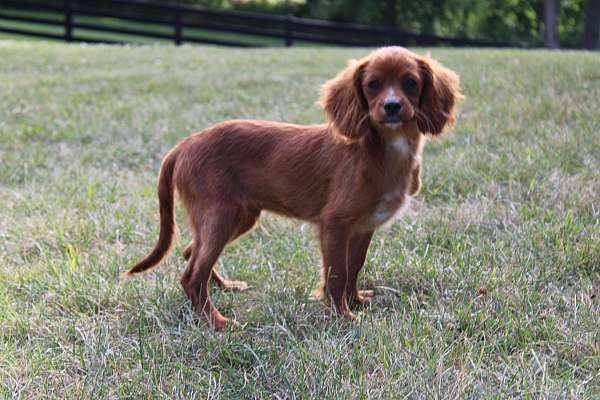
left=383, top=100, right=402, bottom=116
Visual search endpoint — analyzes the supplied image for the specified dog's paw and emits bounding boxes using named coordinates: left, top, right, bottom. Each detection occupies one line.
left=309, top=288, right=326, bottom=302
left=219, top=279, right=250, bottom=291
left=350, top=289, right=375, bottom=305
left=343, top=311, right=358, bottom=321
left=212, top=316, right=240, bottom=331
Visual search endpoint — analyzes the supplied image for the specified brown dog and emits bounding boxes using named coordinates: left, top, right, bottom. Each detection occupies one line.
left=124, top=47, right=461, bottom=329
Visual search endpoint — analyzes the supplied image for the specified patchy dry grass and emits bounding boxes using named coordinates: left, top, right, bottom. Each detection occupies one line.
left=0, top=41, right=599, bottom=399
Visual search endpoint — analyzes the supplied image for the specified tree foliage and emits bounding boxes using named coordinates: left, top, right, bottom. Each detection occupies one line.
left=162, top=0, right=594, bottom=48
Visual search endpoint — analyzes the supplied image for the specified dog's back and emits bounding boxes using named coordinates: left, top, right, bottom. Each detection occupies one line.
left=173, top=120, right=346, bottom=221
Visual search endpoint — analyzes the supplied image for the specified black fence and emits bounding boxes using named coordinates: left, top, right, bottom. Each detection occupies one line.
left=0, top=0, right=525, bottom=48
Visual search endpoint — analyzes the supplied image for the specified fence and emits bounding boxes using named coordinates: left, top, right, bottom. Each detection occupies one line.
left=0, top=0, right=525, bottom=48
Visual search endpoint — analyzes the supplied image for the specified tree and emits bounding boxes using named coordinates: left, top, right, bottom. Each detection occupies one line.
left=582, top=0, right=600, bottom=49
left=383, top=0, right=398, bottom=28
left=159, top=0, right=591, bottom=49
left=544, top=0, right=559, bottom=48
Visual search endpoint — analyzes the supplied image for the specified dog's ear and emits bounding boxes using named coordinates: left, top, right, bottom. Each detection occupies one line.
left=320, top=57, right=371, bottom=140
left=417, top=56, right=462, bottom=135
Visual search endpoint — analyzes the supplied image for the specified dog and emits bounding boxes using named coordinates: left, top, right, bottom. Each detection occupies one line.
left=124, top=47, right=461, bottom=330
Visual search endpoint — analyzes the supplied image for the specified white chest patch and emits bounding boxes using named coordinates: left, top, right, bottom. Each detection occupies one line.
left=371, top=196, right=411, bottom=229
left=390, top=136, right=410, bottom=157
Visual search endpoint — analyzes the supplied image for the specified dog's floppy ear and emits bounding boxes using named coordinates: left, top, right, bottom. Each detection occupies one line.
left=320, top=57, right=371, bottom=140
left=417, top=56, right=462, bottom=135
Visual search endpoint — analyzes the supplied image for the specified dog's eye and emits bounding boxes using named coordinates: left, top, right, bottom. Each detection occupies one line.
left=404, top=78, right=418, bottom=92
left=367, top=79, right=380, bottom=91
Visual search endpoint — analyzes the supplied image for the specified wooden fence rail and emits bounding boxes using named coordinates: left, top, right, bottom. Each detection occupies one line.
left=0, top=0, right=526, bottom=48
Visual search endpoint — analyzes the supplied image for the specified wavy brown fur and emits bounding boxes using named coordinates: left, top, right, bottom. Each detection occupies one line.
left=125, top=47, right=462, bottom=330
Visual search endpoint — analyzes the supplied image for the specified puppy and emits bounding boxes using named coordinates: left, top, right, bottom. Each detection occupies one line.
left=124, top=47, right=461, bottom=329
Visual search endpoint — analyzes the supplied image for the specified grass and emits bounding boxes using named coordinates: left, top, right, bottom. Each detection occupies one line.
left=0, top=40, right=599, bottom=398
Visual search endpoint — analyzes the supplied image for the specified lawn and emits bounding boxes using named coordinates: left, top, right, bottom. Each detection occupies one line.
left=0, top=41, right=599, bottom=398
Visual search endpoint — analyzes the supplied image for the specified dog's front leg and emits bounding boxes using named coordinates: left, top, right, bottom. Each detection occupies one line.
left=319, top=222, right=354, bottom=319
left=347, top=230, right=374, bottom=304
left=409, top=163, right=421, bottom=196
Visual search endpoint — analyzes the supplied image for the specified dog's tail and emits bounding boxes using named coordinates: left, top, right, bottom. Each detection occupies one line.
left=122, top=147, right=178, bottom=278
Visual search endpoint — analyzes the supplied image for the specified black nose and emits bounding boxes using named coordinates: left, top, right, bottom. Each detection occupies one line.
left=383, top=100, right=402, bottom=116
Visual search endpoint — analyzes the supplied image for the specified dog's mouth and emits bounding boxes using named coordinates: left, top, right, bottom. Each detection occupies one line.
left=381, top=117, right=403, bottom=128
left=384, top=118, right=402, bottom=123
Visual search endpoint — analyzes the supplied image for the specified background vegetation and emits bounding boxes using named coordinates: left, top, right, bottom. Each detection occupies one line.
left=5, top=1, right=598, bottom=48
left=162, top=0, right=597, bottom=48
left=1, top=42, right=599, bottom=398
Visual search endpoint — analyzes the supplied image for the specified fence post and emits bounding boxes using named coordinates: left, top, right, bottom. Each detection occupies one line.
left=174, top=6, right=182, bottom=45
left=284, top=15, right=293, bottom=47
left=64, top=0, right=73, bottom=42
left=385, top=31, right=393, bottom=46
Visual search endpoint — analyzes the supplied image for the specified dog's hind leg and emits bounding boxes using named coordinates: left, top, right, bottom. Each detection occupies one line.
left=182, top=209, right=259, bottom=291
left=180, top=206, right=241, bottom=330
left=213, top=209, right=260, bottom=290
left=185, top=239, right=244, bottom=289
left=183, top=241, right=193, bottom=261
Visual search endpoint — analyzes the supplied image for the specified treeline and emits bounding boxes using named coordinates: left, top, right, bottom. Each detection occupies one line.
left=164, top=0, right=600, bottom=49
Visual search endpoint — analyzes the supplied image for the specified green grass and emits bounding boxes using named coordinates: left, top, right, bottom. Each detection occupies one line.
left=0, top=40, right=599, bottom=398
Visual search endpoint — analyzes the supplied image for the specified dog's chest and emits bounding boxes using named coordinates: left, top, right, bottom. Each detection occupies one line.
left=370, top=186, right=409, bottom=228
left=366, top=137, right=416, bottom=229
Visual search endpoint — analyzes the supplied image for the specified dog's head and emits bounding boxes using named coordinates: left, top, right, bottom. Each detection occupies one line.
left=320, top=47, right=462, bottom=140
